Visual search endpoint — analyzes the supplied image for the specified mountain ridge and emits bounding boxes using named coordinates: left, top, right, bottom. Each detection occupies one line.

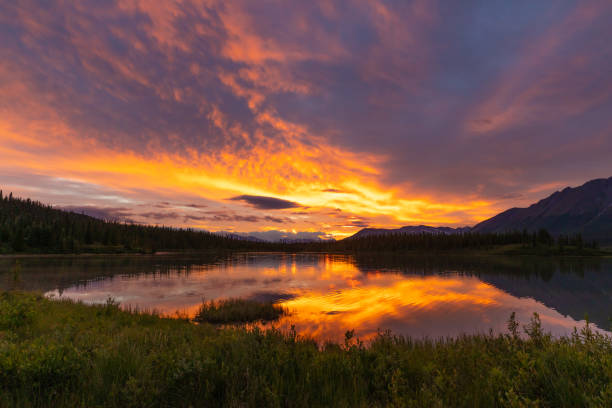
left=350, top=177, right=612, bottom=243
left=472, top=176, right=612, bottom=243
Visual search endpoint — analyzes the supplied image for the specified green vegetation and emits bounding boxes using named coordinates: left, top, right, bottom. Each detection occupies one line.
left=194, top=298, right=287, bottom=324
left=2, top=291, right=612, bottom=407
left=0, top=191, right=608, bottom=255
left=326, top=228, right=603, bottom=255
left=0, top=191, right=270, bottom=254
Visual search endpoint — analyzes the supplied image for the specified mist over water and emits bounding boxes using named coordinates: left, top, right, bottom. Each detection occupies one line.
left=2, top=253, right=611, bottom=342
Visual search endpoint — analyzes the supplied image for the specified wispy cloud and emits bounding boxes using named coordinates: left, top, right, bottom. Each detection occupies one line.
left=1, top=1, right=612, bottom=237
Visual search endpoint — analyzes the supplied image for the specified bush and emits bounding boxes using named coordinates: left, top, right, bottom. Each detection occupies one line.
left=2, top=291, right=612, bottom=407
left=194, top=298, right=287, bottom=324
left=0, top=292, right=35, bottom=330
left=0, top=339, right=84, bottom=402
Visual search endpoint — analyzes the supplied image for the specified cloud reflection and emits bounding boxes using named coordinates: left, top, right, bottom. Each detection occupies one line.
left=40, top=253, right=606, bottom=342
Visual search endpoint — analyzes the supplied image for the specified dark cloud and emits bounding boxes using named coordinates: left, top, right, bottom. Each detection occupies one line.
left=229, top=195, right=300, bottom=210
left=291, top=211, right=311, bottom=215
left=2, top=0, right=612, bottom=231
left=332, top=220, right=369, bottom=228
left=56, top=206, right=290, bottom=225
left=182, top=213, right=259, bottom=223
left=184, top=203, right=208, bottom=209
left=224, top=215, right=260, bottom=223
left=140, top=212, right=181, bottom=221
left=183, top=214, right=209, bottom=222
left=60, top=206, right=191, bottom=225
left=264, top=215, right=288, bottom=223
left=182, top=211, right=288, bottom=224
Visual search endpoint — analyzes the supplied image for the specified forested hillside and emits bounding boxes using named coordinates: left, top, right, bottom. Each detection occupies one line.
left=328, top=229, right=598, bottom=253
left=474, top=177, right=612, bottom=243
left=0, top=191, right=602, bottom=254
left=0, top=191, right=268, bottom=254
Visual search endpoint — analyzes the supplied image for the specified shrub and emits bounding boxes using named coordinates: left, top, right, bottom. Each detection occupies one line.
left=2, top=291, right=612, bottom=407
left=193, top=298, right=287, bottom=324
left=0, top=292, right=35, bottom=330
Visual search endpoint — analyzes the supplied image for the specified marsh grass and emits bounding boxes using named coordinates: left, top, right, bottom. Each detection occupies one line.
left=193, top=297, right=287, bottom=324
left=2, top=291, right=612, bottom=407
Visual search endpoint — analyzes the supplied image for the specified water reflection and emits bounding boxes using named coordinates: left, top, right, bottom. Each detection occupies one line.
left=1, top=253, right=611, bottom=342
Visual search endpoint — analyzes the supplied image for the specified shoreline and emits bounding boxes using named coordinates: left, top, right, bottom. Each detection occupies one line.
left=2, top=247, right=611, bottom=259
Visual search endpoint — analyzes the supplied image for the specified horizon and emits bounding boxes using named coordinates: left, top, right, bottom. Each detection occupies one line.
left=3, top=174, right=609, bottom=243
left=2, top=2, right=612, bottom=239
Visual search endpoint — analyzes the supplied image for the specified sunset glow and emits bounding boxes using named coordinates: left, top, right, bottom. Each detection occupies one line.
left=41, top=253, right=602, bottom=342
left=2, top=1, right=612, bottom=238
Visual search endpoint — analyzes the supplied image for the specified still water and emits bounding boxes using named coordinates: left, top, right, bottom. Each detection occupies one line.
left=2, top=252, right=612, bottom=342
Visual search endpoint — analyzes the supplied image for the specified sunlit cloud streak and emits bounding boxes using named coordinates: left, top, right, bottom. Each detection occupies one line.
left=1, top=0, right=612, bottom=236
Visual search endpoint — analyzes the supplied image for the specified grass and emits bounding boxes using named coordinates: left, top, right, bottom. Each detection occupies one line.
left=194, top=298, right=287, bottom=324
left=2, top=291, right=612, bottom=407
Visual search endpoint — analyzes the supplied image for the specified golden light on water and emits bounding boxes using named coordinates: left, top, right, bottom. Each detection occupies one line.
left=274, top=275, right=503, bottom=341
left=40, top=254, right=602, bottom=342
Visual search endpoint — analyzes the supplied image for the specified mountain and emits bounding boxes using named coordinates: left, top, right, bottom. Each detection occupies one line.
left=217, top=232, right=266, bottom=242
left=219, top=233, right=324, bottom=244
left=279, top=238, right=327, bottom=244
left=350, top=177, right=612, bottom=244
left=473, top=177, right=612, bottom=243
left=350, top=225, right=471, bottom=239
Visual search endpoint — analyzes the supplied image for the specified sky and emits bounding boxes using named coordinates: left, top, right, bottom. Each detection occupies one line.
left=1, top=1, right=612, bottom=240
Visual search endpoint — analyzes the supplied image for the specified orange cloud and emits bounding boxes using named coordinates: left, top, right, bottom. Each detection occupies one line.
left=8, top=0, right=588, bottom=235
left=0, top=104, right=500, bottom=235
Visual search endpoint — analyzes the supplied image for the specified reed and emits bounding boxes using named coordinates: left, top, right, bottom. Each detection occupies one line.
left=194, top=297, right=287, bottom=324
left=2, top=291, right=612, bottom=407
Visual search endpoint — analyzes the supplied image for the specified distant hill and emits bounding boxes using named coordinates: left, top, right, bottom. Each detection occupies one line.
left=350, top=177, right=612, bottom=244
left=4, top=176, right=612, bottom=253
left=0, top=191, right=272, bottom=253
left=279, top=238, right=325, bottom=244
left=218, top=232, right=266, bottom=243
left=473, top=177, right=612, bottom=243
left=218, top=231, right=333, bottom=243
left=351, top=225, right=471, bottom=239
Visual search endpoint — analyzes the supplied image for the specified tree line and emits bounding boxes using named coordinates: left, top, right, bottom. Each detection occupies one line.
left=316, top=228, right=599, bottom=252
left=0, top=191, right=600, bottom=254
left=0, top=191, right=272, bottom=254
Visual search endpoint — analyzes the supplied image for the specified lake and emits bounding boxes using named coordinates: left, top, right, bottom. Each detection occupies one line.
left=2, top=252, right=611, bottom=342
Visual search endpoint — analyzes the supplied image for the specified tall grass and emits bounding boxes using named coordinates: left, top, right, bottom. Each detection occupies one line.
left=1, top=291, right=612, bottom=407
left=194, top=298, right=287, bottom=324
